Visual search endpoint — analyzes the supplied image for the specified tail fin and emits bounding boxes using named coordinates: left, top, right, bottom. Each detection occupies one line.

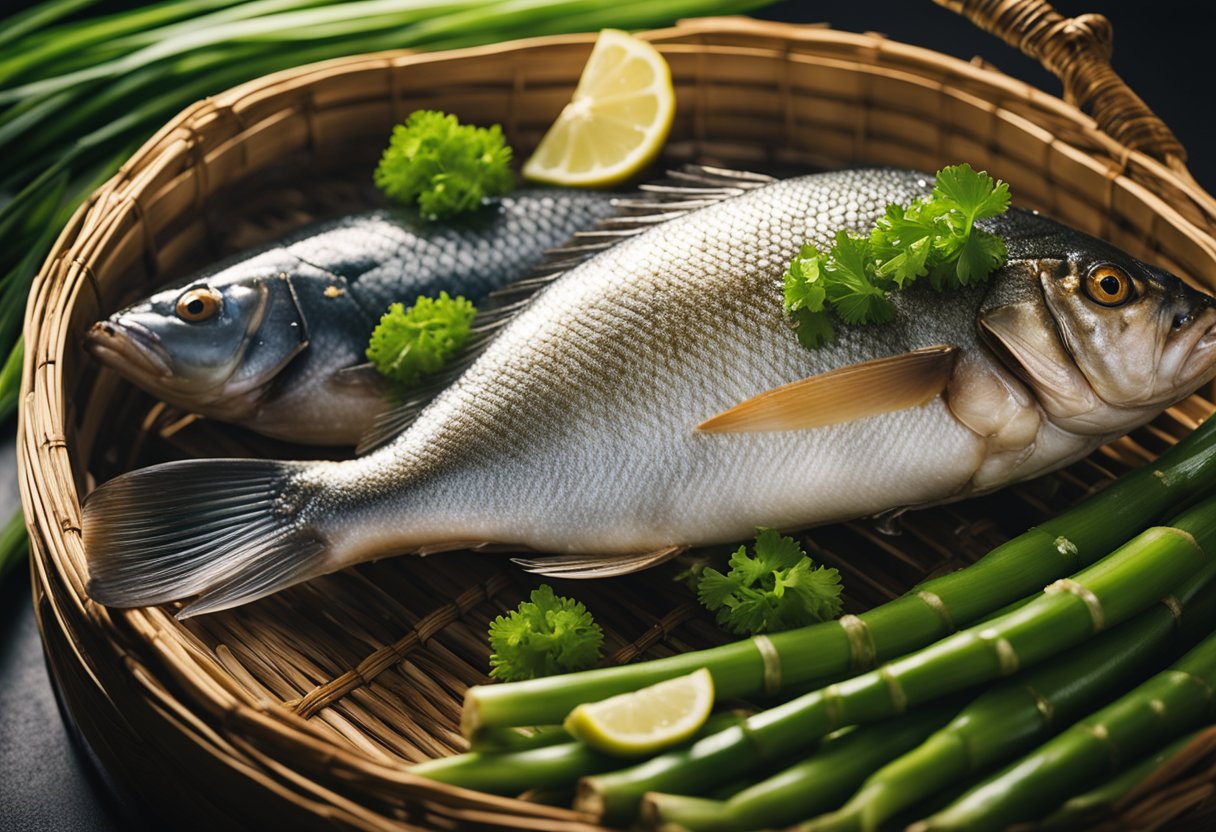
left=83, top=458, right=327, bottom=618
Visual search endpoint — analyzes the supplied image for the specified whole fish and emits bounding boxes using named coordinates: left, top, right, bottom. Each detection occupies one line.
left=83, top=168, right=1216, bottom=616
left=84, top=189, right=620, bottom=445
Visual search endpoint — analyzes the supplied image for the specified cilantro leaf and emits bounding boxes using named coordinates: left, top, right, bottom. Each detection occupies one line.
left=793, top=308, right=836, bottom=349
left=776, top=558, right=845, bottom=624
left=781, top=163, right=1011, bottom=348
left=953, top=228, right=1007, bottom=286
left=366, top=292, right=477, bottom=387
left=697, top=568, right=742, bottom=610
left=824, top=231, right=896, bottom=325
left=932, top=162, right=1011, bottom=230
left=696, top=529, right=844, bottom=635
left=870, top=202, right=938, bottom=287
left=374, top=110, right=514, bottom=220
left=783, top=243, right=828, bottom=314
left=488, top=584, right=604, bottom=681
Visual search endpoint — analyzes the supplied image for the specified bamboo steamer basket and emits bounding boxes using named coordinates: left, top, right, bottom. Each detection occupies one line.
left=19, top=2, right=1216, bottom=829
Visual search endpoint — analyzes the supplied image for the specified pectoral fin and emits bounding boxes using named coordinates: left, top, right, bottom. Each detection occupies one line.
left=697, top=345, right=958, bottom=433
left=512, top=546, right=687, bottom=579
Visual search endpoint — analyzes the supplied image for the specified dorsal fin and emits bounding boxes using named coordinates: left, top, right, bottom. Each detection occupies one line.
left=696, top=345, right=959, bottom=433
left=356, top=165, right=776, bottom=453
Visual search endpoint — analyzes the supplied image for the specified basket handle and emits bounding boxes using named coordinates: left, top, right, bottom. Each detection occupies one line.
left=935, top=0, right=1188, bottom=172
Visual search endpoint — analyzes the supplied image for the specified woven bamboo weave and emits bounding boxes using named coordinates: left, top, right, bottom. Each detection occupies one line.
left=19, top=2, right=1216, bottom=829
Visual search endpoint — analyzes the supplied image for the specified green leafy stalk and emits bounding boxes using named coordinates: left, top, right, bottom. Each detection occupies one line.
left=487, top=584, right=603, bottom=682
left=366, top=293, right=476, bottom=387
left=0, top=510, right=28, bottom=580
left=916, top=627, right=1216, bottom=831
left=0, top=336, right=22, bottom=422
left=0, top=0, right=772, bottom=423
left=641, top=702, right=961, bottom=832
left=461, top=415, right=1216, bottom=735
left=1037, top=730, right=1207, bottom=831
left=801, top=562, right=1216, bottom=832
left=465, top=724, right=571, bottom=753
left=414, top=711, right=743, bottom=795
left=697, top=528, right=843, bottom=634
left=574, top=496, right=1216, bottom=824
left=373, top=109, right=513, bottom=220
left=0, top=0, right=103, bottom=52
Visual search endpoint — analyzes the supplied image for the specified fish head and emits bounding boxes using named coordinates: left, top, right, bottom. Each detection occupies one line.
left=85, top=251, right=309, bottom=420
left=980, top=214, right=1216, bottom=434
left=1041, top=256, right=1216, bottom=407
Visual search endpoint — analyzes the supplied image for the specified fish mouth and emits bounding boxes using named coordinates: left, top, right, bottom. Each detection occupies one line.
left=85, top=319, right=173, bottom=379
left=1178, top=307, right=1216, bottom=384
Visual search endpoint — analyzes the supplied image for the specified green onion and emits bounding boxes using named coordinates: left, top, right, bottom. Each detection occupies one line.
left=412, top=711, right=745, bottom=795
left=916, top=627, right=1216, bottom=831
left=799, top=562, right=1216, bottom=832
left=0, top=0, right=774, bottom=423
left=0, top=510, right=28, bottom=580
left=575, top=495, right=1216, bottom=824
left=1037, top=730, right=1208, bottom=831
left=641, top=702, right=961, bottom=832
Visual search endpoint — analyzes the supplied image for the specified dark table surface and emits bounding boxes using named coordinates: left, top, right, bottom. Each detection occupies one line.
left=2, top=2, right=1214, bottom=830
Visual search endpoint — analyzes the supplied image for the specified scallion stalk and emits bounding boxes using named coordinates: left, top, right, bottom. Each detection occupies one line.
left=915, top=628, right=1216, bottom=831
left=0, top=0, right=773, bottom=424
left=641, top=702, right=962, bottom=832
left=1036, top=729, right=1208, bottom=832
left=412, top=711, right=744, bottom=795
left=0, top=510, right=28, bottom=580
left=797, top=562, right=1216, bottom=832
left=575, top=495, right=1216, bottom=824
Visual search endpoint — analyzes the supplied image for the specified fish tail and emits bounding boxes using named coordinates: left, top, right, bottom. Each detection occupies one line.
left=83, top=458, right=330, bottom=618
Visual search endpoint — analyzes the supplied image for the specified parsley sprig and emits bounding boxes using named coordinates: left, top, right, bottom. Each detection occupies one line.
left=784, top=164, right=1011, bottom=348
left=366, top=292, right=477, bottom=387
left=374, top=109, right=514, bottom=220
left=697, top=529, right=843, bottom=635
left=488, top=584, right=604, bottom=681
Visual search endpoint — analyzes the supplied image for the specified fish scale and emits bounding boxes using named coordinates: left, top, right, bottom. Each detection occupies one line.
left=300, top=171, right=987, bottom=552
left=82, top=168, right=1216, bottom=615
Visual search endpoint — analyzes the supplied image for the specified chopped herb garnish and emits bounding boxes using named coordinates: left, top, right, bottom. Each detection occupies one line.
left=784, top=163, right=1011, bottom=346
left=366, top=292, right=476, bottom=387
left=488, top=584, right=604, bottom=681
left=697, top=528, right=843, bottom=635
left=374, top=109, right=514, bottom=220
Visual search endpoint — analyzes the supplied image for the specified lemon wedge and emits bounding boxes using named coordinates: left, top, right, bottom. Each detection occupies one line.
left=563, top=667, right=714, bottom=756
left=522, top=29, right=675, bottom=187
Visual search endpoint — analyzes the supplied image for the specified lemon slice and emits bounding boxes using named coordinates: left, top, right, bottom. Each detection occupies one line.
left=564, top=668, right=714, bottom=756
left=522, top=29, right=674, bottom=187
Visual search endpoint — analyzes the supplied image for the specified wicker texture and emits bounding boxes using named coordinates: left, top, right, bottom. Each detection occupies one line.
left=17, top=8, right=1216, bottom=831
left=937, top=0, right=1189, bottom=170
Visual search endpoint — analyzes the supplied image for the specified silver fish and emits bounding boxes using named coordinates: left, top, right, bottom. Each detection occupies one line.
left=82, top=168, right=1216, bottom=616
left=84, top=189, right=620, bottom=445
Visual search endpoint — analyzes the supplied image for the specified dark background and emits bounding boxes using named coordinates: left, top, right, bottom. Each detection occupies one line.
left=2, top=1, right=1212, bottom=830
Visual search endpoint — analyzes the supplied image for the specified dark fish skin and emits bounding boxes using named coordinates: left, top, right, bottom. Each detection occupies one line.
left=86, top=189, right=621, bottom=445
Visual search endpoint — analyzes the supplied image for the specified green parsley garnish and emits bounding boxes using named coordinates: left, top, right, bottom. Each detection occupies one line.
left=366, top=292, right=477, bottom=387
left=783, top=163, right=1011, bottom=347
left=374, top=109, right=514, bottom=220
left=488, top=584, right=604, bottom=681
left=696, top=529, right=843, bottom=635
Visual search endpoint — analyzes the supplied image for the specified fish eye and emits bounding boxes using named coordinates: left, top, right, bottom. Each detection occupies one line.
left=175, top=287, right=222, bottom=322
left=1083, top=264, right=1135, bottom=307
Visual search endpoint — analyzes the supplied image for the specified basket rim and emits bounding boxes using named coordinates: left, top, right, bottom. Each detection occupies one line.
left=19, top=16, right=1216, bottom=831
